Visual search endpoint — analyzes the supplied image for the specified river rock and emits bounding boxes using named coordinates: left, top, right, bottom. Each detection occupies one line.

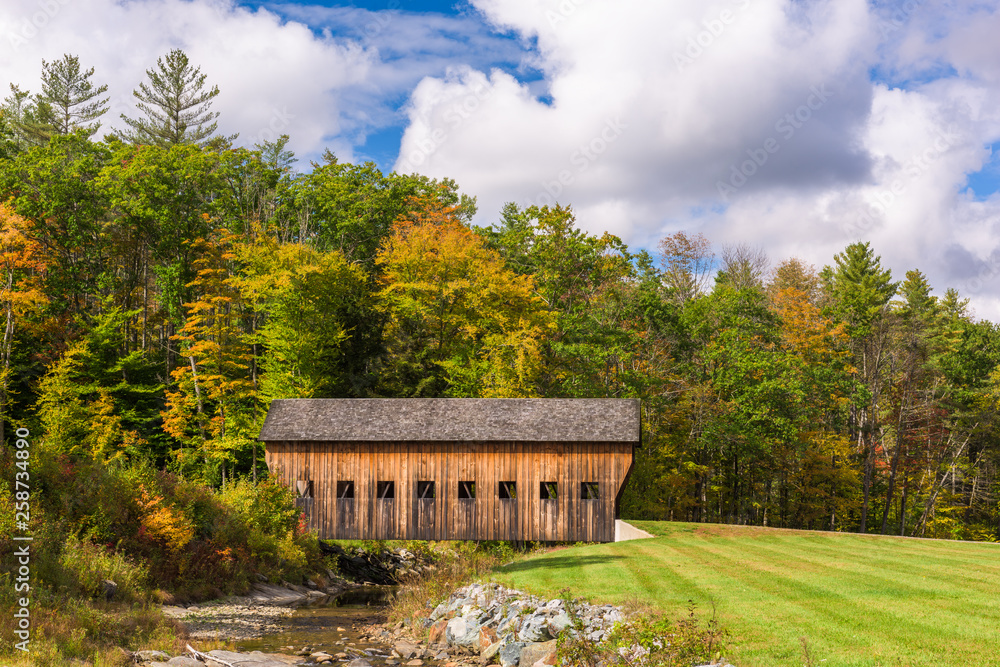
left=394, top=641, right=420, bottom=659
left=346, top=659, right=373, bottom=667
left=519, top=640, right=557, bottom=667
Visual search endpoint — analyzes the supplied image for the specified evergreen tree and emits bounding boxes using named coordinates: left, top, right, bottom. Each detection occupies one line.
left=1, top=84, right=51, bottom=149
left=36, top=54, right=109, bottom=137
left=118, top=49, right=234, bottom=147
left=821, top=241, right=898, bottom=533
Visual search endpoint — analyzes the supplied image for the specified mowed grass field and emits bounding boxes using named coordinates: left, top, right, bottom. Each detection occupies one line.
left=491, top=522, right=1000, bottom=666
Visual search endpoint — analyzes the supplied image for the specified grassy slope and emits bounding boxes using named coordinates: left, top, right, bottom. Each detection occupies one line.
left=491, top=522, right=1000, bottom=667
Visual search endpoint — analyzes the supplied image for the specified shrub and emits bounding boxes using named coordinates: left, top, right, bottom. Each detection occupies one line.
left=58, top=535, right=150, bottom=603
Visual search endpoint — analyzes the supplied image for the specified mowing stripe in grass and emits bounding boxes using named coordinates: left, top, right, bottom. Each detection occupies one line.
left=494, top=523, right=1000, bottom=666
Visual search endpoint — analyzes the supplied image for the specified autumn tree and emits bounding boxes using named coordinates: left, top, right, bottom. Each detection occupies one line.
left=376, top=199, right=554, bottom=398
left=0, top=205, right=47, bottom=446
left=162, top=233, right=253, bottom=485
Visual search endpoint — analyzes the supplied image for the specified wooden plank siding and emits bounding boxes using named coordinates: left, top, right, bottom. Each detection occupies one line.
left=264, top=440, right=633, bottom=542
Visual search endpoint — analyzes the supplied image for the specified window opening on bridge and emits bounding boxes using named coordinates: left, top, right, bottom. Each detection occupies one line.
left=417, top=481, right=435, bottom=499
left=336, top=481, right=354, bottom=499
left=458, top=481, right=476, bottom=499
left=540, top=481, right=558, bottom=500
left=499, top=481, right=517, bottom=499
left=581, top=482, right=600, bottom=499
left=377, top=481, right=395, bottom=499
left=296, top=480, right=312, bottom=498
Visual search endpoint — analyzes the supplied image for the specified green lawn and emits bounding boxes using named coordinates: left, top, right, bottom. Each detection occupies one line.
left=491, top=522, right=1000, bottom=666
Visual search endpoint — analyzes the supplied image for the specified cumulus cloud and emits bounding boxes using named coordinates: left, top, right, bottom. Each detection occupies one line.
left=0, top=0, right=376, bottom=161
left=394, top=0, right=1000, bottom=319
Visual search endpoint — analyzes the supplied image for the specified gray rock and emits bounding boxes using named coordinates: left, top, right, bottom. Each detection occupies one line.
left=445, top=616, right=482, bottom=648
left=346, top=660, right=373, bottom=667
left=519, top=640, right=557, bottom=667
left=429, top=602, right=448, bottom=621
left=102, top=579, right=117, bottom=601
left=517, top=615, right=550, bottom=643
left=499, top=641, right=527, bottom=667
left=546, top=612, right=574, bottom=637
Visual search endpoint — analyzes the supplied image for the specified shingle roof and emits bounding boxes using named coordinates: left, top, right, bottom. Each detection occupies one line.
left=258, top=398, right=640, bottom=443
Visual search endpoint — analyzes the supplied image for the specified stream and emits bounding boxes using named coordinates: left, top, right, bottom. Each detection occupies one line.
left=233, top=588, right=398, bottom=663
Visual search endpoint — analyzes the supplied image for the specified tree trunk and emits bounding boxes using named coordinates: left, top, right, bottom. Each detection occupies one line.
left=898, top=477, right=908, bottom=536
left=860, top=446, right=873, bottom=533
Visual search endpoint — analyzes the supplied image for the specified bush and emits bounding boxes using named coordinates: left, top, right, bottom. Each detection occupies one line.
left=58, top=535, right=150, bottom=603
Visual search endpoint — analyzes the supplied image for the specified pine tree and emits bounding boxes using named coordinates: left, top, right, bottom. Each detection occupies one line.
left=1, top=84, right=52, bottom=149
left=118, top=49, right=235, bottom=147
left=36, top=54, right=109, bottom=136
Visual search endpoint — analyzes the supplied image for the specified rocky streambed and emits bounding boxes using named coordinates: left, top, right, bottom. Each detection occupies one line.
left=136, top=545, right=729, bottom=666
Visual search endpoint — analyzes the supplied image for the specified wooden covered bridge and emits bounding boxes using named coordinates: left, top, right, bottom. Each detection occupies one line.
left=259, top=398, right=639, bottom=543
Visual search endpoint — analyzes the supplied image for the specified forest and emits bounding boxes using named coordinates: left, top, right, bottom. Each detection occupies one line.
left=1, top=48, right=998, bottom=567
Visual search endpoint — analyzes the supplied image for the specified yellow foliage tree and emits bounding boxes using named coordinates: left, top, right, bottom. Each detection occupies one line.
left=376, top=199, right=555, bottom=397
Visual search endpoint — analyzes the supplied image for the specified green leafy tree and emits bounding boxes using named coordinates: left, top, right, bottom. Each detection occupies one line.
left=118, top=49, right=234, bottom=147
left=306, top=154, right=475, bottom=268
left=0, top=133, right=111, bottom=314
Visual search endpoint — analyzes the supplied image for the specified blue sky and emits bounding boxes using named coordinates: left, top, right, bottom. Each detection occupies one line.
left=2, top=0, right=1000, bottom=318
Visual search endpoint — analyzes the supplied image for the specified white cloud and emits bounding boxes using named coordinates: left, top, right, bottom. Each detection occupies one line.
left=0, top=0, right=372, bottom=161
left=395, top=0, right=1000, bottom=320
